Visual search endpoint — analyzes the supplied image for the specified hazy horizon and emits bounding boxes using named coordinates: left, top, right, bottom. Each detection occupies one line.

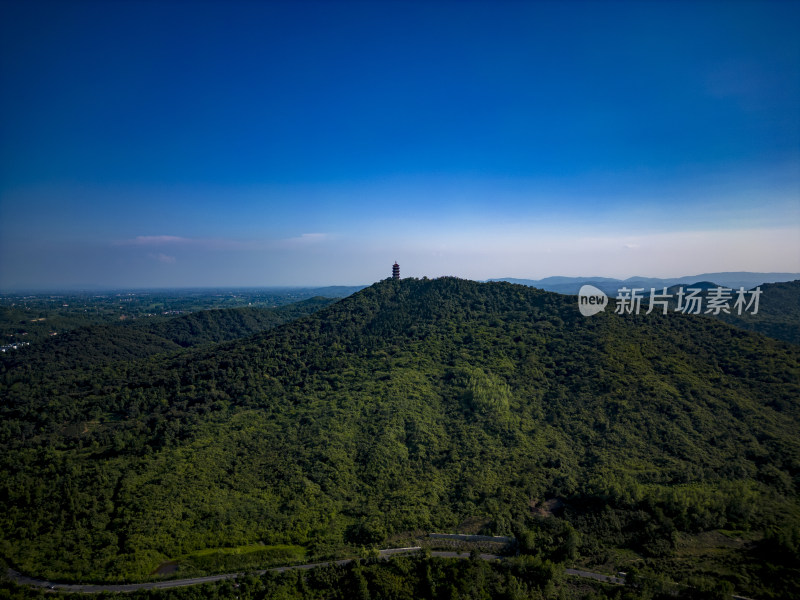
left=2, top=1, right=798, bottom=289
left=2, top=270, right=799, bottom=295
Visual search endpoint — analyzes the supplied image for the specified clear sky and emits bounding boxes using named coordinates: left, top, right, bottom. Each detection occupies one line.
left=1, top=0, right=798, bottom=289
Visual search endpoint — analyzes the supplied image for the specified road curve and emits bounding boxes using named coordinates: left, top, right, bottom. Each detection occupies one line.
left=7, top=549, right=624, bottom=594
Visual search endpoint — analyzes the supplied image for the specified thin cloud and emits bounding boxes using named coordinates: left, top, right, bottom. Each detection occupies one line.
left=148, top=253, right=176, bottom=264
left=121, top=235, right=191, bottom=246
left=289, top=233, right=329, bottom=244
left=117, top=235, right=246, bottom=250
left=276, top=233, right=331, bottom=248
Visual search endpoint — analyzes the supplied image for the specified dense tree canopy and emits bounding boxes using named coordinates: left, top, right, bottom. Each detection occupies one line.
left=1, top=278, right=798, bottom=598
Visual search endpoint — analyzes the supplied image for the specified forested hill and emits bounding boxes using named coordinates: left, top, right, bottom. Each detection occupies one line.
left=134, top=296, right=338, bottom=347
left=0, top=296, right=338, bottom=376
left=716, top=279, right=800, bottom=345
left=1, top=278, right=798, bottom=597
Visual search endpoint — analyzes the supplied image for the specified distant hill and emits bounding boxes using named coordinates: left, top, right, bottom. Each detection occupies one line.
left=664, top=281, right=719, bottom=293
left=0, top=296, right=339, bottom=376
left=302, top=285, right=367, bottom=297
left=717, top=280, right=800, bottom=345
left=1, top=277, right=798, bottom=597
left=491, top=272, right=800, bottom=295
left=133, top=296, right=339, bottom=347
left=0, top=287, right=362, bottom=345
left=493, top=274, right=800, bottom=346
left=629, top=280, right=800, bottom=346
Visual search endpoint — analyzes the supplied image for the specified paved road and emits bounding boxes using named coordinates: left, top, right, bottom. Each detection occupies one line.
left=7, top=548, right=432, bottom=593
left=565, top=568, right=625, bottom=585
left=7, top=548, right=621, bottom=594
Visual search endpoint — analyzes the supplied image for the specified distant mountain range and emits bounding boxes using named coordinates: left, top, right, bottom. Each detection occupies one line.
left=489, top=272, right=800, bottom=295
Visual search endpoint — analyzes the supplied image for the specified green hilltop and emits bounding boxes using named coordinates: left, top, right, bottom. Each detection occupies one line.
left=1, top=278, right=798, bottom=597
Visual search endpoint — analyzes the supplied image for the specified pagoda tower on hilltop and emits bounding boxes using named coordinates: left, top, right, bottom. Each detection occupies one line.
left=392, top=262, right=400, bottom=279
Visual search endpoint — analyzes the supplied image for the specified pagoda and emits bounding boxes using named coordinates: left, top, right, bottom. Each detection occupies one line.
left=392, top=262, right=400, bottom=279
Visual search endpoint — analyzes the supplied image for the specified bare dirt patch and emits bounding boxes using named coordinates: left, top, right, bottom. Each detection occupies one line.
left=531, top=497, right=563, bottom=517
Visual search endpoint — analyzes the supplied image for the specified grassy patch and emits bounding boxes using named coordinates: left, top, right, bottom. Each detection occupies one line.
left=164, top=544, right=306, bottom=576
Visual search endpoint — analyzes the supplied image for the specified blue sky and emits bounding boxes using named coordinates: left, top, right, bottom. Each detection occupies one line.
left=1, top=0, right=798, bottom=289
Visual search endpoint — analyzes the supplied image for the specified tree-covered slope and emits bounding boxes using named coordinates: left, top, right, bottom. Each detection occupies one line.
left=0, top=297, right=338, bottom=378
left=0, top=325, right=183, bottom=375
left=717, top=279, right=800, bottom=345
left=0, top=278, right=798, bottom=597
left=137, top=296, right=338, bottom=347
